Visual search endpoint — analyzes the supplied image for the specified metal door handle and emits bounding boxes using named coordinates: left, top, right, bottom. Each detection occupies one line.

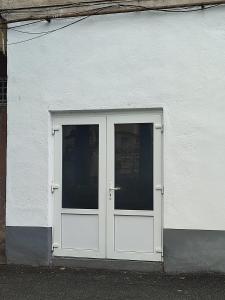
left=109, top=187, right=121, bottom=191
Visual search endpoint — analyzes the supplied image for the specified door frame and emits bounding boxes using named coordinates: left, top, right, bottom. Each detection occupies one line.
left=51, top=109, right=164, bottom=261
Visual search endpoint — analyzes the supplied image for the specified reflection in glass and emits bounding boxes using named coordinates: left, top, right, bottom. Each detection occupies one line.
left=115, top=123, right=153, bottom=210
left=62, top=125, right=99, bottom=209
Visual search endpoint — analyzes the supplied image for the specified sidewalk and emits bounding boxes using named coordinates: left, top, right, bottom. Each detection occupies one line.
left=0, top=265, right=225, bottom=299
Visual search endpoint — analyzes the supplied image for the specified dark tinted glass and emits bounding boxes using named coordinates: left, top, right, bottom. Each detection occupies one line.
left=114, top=123, right=153, bottom=210
left=62, top=125, right=99, bottom=209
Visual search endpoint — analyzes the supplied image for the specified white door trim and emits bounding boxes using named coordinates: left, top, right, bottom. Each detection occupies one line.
left=52, top=109, right=163, bottom=262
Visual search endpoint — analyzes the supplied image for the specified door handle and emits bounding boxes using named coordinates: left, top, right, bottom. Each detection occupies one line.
left=109, top=186, right=121, bottom=201
left=109, top=187, right=121, bottom=191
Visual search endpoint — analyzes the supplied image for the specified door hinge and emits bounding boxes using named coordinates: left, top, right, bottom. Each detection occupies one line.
left=155, top=247, right=163, bottom=254
left=155, top=123, right=164, bottom=133
left=52, top=243, right=59, bottom=250
left=52, top=126, right=60, bottom=135
left=155, top=184, right=164, bottom=195
left=51, top=184, right=60, bottom=193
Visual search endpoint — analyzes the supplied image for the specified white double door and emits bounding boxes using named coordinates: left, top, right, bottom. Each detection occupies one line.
left=53, top=111, right=162, bottom=261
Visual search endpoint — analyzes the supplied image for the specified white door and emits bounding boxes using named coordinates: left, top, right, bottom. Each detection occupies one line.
left=106, top=112, right=162, bottom=261
left=52, top=114, right=107, bottom=258
left=52, top=111, right=162, bottom=261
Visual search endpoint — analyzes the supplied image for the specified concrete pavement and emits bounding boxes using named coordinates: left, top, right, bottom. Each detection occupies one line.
left=0, top=265, right=225, bottom=299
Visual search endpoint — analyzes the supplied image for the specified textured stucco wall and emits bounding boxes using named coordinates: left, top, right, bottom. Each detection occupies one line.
left=7, top=7, right=225, bottom=230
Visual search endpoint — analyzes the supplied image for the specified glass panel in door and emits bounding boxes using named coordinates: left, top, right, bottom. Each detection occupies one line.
left=114, top=123, right=153, bottom=210
left=62, top=124, right=99, bottom=209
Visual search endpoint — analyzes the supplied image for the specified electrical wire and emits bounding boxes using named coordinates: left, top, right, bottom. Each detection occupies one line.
left=8, top=15, right=90, bottom=45
left=7, top=3, right=222, bottom=35
left=0, top=20, right=43, bottom=30
left=11, top=28, right=49, bottom=34
left=0, top=2, right=92, bottom=12
left=1, top=0, right=223, bottom=13
left=6, top=2, right=223, bottom=45
left=119, top=3, right=221, bottom=12
left=1, top=1, right=223, bottom=14
left=0, top=1, right=125, bottom=16
left=7, top=5, right=119, bottom=45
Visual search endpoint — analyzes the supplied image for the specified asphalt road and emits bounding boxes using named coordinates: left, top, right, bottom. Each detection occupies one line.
left=0, top=266, right=225, bottom=300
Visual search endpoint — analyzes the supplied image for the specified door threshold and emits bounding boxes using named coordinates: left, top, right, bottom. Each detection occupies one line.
left=51, top=257, right=163, bottom=272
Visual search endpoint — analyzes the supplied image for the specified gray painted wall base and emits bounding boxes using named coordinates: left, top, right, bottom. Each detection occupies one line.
left=52, top=257, right=163, bottom=272
left=164, top=229, right=225, bottom=273
left=6, top=226, right=52, bottom=266
left=5, top=226, right=225, bottom=273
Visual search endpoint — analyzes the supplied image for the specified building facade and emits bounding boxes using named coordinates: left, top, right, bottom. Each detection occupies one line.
left=6, top=6, right=225, bottom=272
left=0, top=19, right=7, bottom=264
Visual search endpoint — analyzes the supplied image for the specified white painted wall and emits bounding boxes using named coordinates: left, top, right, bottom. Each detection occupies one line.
left=7, top=7, right=225, bottom=230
